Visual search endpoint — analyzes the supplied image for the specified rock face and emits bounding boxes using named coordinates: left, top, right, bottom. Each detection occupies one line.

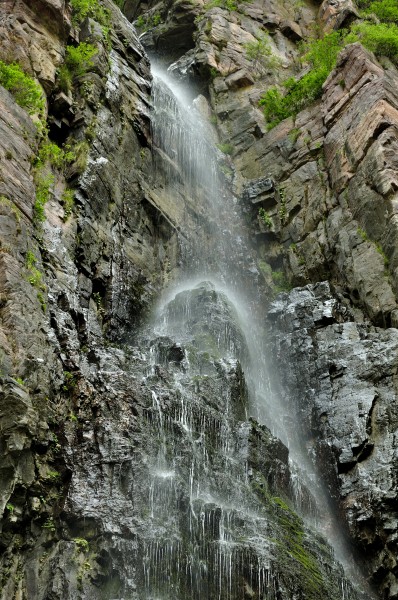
left=0, top=0, right=398, bottom=598
left=267, top=282, right=398, bottom=598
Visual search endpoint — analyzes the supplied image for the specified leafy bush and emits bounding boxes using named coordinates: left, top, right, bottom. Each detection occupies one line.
left=70, top=0, right=109, bottom=26
left=360, top=0, right=398, bottom=22
left=37, top=141, right=76, bottom=170
left=0, top=61, right=44, bottom=115
left=58, top=42, right=98, bottom=92
left=244, top=32, right=282, bottom=75
left=65, top=43, right=98, bottom=77
left=351, top=22, right=398, bottom=62
left=260, top=31, right=345, bottom=129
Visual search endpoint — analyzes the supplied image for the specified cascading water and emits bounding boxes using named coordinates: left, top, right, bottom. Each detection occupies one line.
left=131, top=63, right=372, bottom=599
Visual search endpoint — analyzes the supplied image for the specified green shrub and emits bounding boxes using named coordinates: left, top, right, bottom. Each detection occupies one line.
left=58, top=42, right=98, bottom=92
left=152, top=13, right=162, bottom=25
left=362, top=0, right=398, bottom=22
left=351, top=22, right=398, bottom=62
left=70, top=0, right=109, bottom=27
left=65, top=43, right=98, bottom=77
left=73, top=537, right=90, bottom=552
left=0, top=61, right=44, bottom=115
left=260, top=31, right=345, bottom=129
left=37, top=141, right=76, bottom=170
left=244, top=32, right=282, bottom=75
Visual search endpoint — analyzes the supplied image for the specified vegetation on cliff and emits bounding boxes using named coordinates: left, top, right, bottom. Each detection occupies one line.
left=0, top=61, right=45, bottom=116
left=260, top=0, right=398, bottom=129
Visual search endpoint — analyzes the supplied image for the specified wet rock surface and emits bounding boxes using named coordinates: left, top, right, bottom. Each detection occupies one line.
left=267, top=282, right=398, bottom=598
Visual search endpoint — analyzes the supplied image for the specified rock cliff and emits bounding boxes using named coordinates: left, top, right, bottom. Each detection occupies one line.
left=0, top=0, right=397, bottom=598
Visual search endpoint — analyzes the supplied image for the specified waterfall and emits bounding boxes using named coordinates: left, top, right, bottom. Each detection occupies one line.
left=131, top=64, right=371, bottom=599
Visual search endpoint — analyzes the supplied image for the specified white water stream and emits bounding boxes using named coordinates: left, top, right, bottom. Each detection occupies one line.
left=135, top=63, right=372, bottom=599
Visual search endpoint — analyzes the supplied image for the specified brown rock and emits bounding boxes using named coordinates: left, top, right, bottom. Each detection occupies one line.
left=319, top=0, right=359, bottom=33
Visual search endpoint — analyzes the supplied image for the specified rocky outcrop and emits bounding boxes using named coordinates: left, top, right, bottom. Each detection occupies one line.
left=236, top=42, right=398, bottom=327
left=267, top=282, right=398, bottom=598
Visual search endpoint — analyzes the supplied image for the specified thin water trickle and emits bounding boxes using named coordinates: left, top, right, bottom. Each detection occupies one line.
left=133, top=63, right=371, bottom=599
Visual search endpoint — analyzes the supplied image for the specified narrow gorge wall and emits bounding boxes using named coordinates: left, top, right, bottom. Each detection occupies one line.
left=0, top=0, right=397, bottom=598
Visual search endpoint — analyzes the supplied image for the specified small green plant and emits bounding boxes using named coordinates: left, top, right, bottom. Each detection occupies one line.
left=288, top=128, right=301, bottom=143
left=271, top=270, right=291, bottom=293
left=65, top=43, right=98, bottom=78
left=152, top=13, right=162, bottom=26
left=244, top=32, right=281, bottom=75
left=43, top=518, right=56, bottom=531
left=216, top=142, right=234, bottom=155
left=57, top=42, right=98, bottom=92
left=63, top=371, right=77, bottom=392
left=33, top=172, right=54, bottom=223
left=26, top=251, right=47, bottom=311
left=73, top=537, right=90, bottom=552
left=61, top=189, right=75, bottom=221
left=205, top=0, right=238, bottom=10
left=14, top=377, right=25, bottom=386
left=26, top=251, right=43, bottom=287
left=258, top=207, right=272, bottom=229
left=68, top=412, right=78, bottom=422
left=260, top=31, right=346, bottom=129
left=36, top=140, right=76, bottom=171
left=135, top=15, right=146, bottom=28
left=6, top=503, right=15, bottom=513
left=0, top=61, right=45, bottom=116
left=70, top=0, right=110, bottom=27
left=209, top=66, right=220, bottom=79
left=72, top=140, right=90, bottom=174
left=46, top=469, right=61, bottom=480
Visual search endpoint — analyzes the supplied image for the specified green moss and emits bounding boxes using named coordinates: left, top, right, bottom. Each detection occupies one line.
left=251, top=476, right=324, bottom=598
left=216, top=142, right=234, bottom=155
